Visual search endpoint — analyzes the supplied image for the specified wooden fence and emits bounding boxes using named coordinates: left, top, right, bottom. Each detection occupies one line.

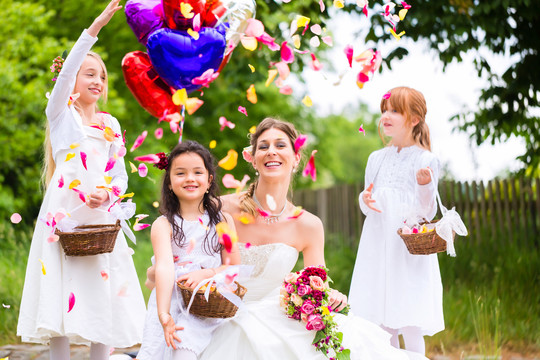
left=293, top=177, right=540, bottom=248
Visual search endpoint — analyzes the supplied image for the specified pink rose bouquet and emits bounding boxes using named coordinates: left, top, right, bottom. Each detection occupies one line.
left=280, top=266, right=350, bottom=360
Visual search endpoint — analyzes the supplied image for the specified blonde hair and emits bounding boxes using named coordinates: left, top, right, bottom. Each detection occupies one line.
left=41, top=51, right=108, bottom=189
left=240, top=117, right=300, bottom=216
left=378, top=86, right=431, bottom=151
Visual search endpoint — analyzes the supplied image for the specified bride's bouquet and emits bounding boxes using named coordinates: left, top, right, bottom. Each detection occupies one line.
left=280, top=266, right=351, bottom=360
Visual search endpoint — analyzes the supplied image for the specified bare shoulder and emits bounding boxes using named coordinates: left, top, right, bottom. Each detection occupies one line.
left=221, top=192, right=244, bottom=213
left=295, top=208, right=324, bottom=235
left=151, top=216, right=171, bottom=235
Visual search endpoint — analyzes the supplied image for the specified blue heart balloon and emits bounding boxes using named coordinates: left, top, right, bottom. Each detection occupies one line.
left=146, top=24, right=227, bottom=93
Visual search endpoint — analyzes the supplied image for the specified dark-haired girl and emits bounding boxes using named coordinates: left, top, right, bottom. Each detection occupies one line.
left=137, top=141, right=240, bottom=360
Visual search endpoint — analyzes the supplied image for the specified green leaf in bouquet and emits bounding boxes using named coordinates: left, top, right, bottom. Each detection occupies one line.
left=336, top=349, right=351, bottom=360
left=312, top=329, right=326, bottom=345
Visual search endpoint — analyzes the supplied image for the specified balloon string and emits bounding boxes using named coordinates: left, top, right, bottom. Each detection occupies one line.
left=179, top=105, right=186, bottom=143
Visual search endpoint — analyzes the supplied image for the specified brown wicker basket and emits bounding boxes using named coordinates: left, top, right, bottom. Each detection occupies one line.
left=397, top=220, right=454, bottom=255
left=56, top=220, right=121, bottom=256
left=178, top=280, right=247, bottom=318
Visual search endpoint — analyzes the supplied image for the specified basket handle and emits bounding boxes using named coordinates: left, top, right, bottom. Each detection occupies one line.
left=427, top=168, right=447, bottom=216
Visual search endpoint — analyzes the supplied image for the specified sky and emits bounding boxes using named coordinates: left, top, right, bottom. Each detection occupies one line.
left=291, top=11, right=525, bottom=182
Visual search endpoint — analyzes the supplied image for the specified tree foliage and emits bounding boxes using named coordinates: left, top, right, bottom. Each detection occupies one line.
left=363, top=0, right=540, bottom=175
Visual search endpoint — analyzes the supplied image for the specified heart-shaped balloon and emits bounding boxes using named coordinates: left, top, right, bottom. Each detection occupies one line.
left=125, top=0, right=165, bottom=45
left=146, top=24, right=227, bottom=92
left=162, top=0, right=206, bottom=30
left=122, top=51, right=179, bottom=118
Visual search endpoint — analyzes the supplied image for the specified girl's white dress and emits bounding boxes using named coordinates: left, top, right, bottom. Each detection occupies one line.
left=137, top=214, right=223, bottom=359
left=17, top=30, right=146, bottom=347
left=200, top=243, right=428, bottom=360
left=349, top=145, right=444, bottom=336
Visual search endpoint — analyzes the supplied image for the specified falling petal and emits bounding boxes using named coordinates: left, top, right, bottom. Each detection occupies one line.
left=241, top=36, right=258, bottom=51
left=133, top=223, right=151, bottom=231
left=68, top=292, right=75, bottom=313
left=154, top=128, right=163, bottom=139
left=219, top=116, right=235, bottom=131
left=218, top=149, right=238, bottom=170
left=401, top=1, right=412, bottom=9
left=309, top=36, right=321, bottom=48
left=334, top=0, right=344, bottom=8
left=279, top=85, right=293, bottom=95
left=302, top=95, right=313, bottom=107
left=79, top=152, right=87, bottom=171
left=310, top=53, right=323, bottom=71
left=223, top=174, right=241, bottom=189
left=296, top=15, right=310, bottom=28
left=302, top=150, right=318, bottom=181
left=238, top=106, right=248, bottom=117
left=249, top=126, right=256, bottom=134
left=129, top=162, right=138, bottom=173
left=319, top=0, right=325, bottom=12
left=103, top=127, right=118, bottom=142
left=65, top=153, right=75, bottom=162
left=399, top=8, right=408, bottom=20
left=180, top=2, right=194, bottom=18
left=209, top=140, right=217, bottom=149
left=192, top=69, right=219, bottom=88
left=138, top=163, right=148, bottom=177
left=118, top=192, right=135, bottom=198
left=103, top=176, right=112, bottom=185
left=294, top=134, right=308, bottom=154
left=193, top=13, right=201, bottom=32
left=280, top=42, right=294, bottom=63
left=245, top=242, right=251, bottom=249
left=287, top=206, right=305, bottom=219
left=246, top=84, right=258, bottom=104
left=186, top=98, right=204, bottom=115
left=265, top=69, right=278, bottom=87
left=153, top=201, right=159, bottom=208
left=245, top=18, right=265, bottom=37
left=117, top=282, right=129, bottom=297
left=130, top=131, right=148, bottom=152
left=101, top=270, right=109, bottom=281
left=186, top=238, right=197, bottom=254
left=275, top=62, right=290, bottom=81
left=58, top=175, right=64, bottom=188
left=2, top=303, right=11, bottom=309
left=134, top=154, right=160, bottom=163
left=68, top=179, right=81, bottom=189
left=266, top=194, right=277, bottom=211
left=117, top=146, right=127, bottom=158
left=172, top=88, right=188, bottom=106
left=387, top=27, right=406, bottom=41
left=112, top=186, right=121, bottom=197
left=358, top=72, right=370, bottom=83
left=105, top=157, right=116, bottom=172
left=383, top=91, right=392, bottom=99
left=290, top=35, right=300, bottom=49
left=358, top=124, right=366, bottom=136
left=310, top=24, right=322, bottom=35
left=344, top=45, right=354, bottom=67
left=256, top=208, right=269, bottom=217
left=47, top=233, right=60, bottom=243
left=322, top=36, right=333, bottom=46
left=10, top=213, right=22, bottom=224
left=69, top=143, right=80, bottom=149
left=72, top=188, right=88, bottom=203
left=235, top=212, right=255, bottom=224
left=216, top=222, right=238, bottom=253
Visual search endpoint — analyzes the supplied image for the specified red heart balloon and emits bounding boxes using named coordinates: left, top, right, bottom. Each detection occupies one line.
left=162, top=0, right=205, bottom=30
left=122, top=51, right=179, bottom=119
left=201, top=0, right=226, bottom=27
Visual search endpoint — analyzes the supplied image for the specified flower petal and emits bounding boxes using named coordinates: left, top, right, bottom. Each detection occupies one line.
left=138, top=163, right=148, bottom=177
left=246, top=84, right=258, bottom=104
left=10, top=213, right=22, bottom=224
left=68, top=292, right=75, bottom=313
left=130, top=131, right=148, bottom=152
left=218, top=149, right=238, bottom=170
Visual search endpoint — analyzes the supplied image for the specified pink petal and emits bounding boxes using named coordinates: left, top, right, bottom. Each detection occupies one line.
left=112, top=186, right=121, bottom=197
left=154, top=128, right=163, bottom=139
left=280, top=41, right=294, bottom=63
left=117, top=146, right=127, bottom=158
left=10, top=213, right=22, bottom=224
left=104, top=157, right=116, bottom=172
left=294, top=134, right=308, bottom=154
left=279, top=85, right=293, bottom=95
left=357, top=72, right=370, bottom=83
left=134, top=154, right=160, bottom=163
left=310, top=53, right=323, bottom=71
left=302, top=150, right=318, bottom=181
left=321, top=36, right=333, bottom=46
left=67, top=292, right=75, bottom=313
left=80, top=152, right=87, bottom=170
left=310, top=24, right=322, bottom=35
left=138, top=163, right=148, bottom=177
left=358, top=124, right=366, bottom=136
left=58, top=175, right=64, bottom=188
left=245, top=18, right=265, bottom=37
left=245, top=242, right=251, bottom=249
left=258, top=32, right=280, bottom=51
left=221, top=233, right=233, bottom=253
left=47, top=233, right=60, bottom=243
left=275, top=62, right=290, bottom=80
left=193, top=13, right=201, bottom=32
left=134, top=223, right=151, bottom=231
left=362, top=4, right=368, bottom=16
left=256, top=208, right=269, bottom=217
left=225, top=274, right=236, bottom=284
left=186, top=238, right=196, bottom=254
left=319, top=0, right=325, bottom=12
left=130, top=130, right=148, bottom=152
left=101, top=271, right=109, bottom=281
left=401, top=1, right=412, bottom=9
left=238, top=106, right=248, bottom=116
left=383, top=91, right=391, bottom=99
left=72, top=188, right=87, bottom=203
left=222, top=174, right=241, bottom=188
left=344, top=44, right=354, bottom=67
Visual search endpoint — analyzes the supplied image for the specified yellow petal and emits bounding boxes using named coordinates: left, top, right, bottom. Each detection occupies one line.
left=292, top=34, right=301, bottom=49
left=65, top=153, right=76, bottom=162
left=103, top=127, right=116, bottom=142
left=247, top=84, right=258, bottom=104
left=69, top=143, right=80, bottom=149
left=322, top=306, right=331, bottom=315
left=399, top=8, right=408, bottom=20
left=104, top=176, right=112, bottom=184
left=302, top=95, right=313, bottom=107
left=296, top=15, right=310, bottom=28
left=129, top=161, right=138, bottom=173
left=119, top=192, right=134, bottom=198
left=180, top=2, right=194, bottom=18
left=333, top=0, right=344, bottom=8
left=248, top=64, right=255, bottom=73
left=39, top=259, right=47, bottom=275
left=249, top=126, right=256, bottom=134
left=356, top=80, right=365, bottom=89
left=152, top=201, right=159, bottom=208
left=69, top=179, right=81, bottom=189
left=185, top=97, right=204, bottom=115
left=265, top=69, right=278, bottom=87
left=187, top=28, right=199, bottom=40
left=209, top=140, right=217, bottom=149
left=172, top=88, right=188, bottom=106
left=241, top=36, right=258, bottom=51
left=218, top=149, right=238, bottom=170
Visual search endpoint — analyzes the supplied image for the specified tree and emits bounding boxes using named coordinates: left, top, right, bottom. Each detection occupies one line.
left=364, top=0, right=540, bottom=175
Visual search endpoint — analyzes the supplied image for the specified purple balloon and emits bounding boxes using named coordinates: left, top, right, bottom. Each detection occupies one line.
left=146, top=24, right=228, bottom=93
left=125, top=0, right=165, bottom=45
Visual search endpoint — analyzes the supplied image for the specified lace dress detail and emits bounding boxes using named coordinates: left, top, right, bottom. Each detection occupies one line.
left=239, top=244, right=276, bottom=277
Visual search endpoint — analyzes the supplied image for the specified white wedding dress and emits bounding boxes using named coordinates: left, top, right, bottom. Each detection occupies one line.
left=199, top=243, right=428, bottom=360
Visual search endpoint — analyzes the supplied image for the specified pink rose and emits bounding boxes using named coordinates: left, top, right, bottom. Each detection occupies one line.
left=284, top=272, right=299, bottom=284
left=285, top=283, right=295, bottom=294
left=309, top=276, right=326, bottom=291
left=297, top=284, right=311, bottom=296
left=300, top=301, right=315, bottom=315
left=301, top=312, right=309, bottom=323
left=291, top=294, right=303, bottom=307
left=306, top=314, right=325, bottom=331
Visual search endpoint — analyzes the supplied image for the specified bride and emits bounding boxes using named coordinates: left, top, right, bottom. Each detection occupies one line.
left=195, top=117, right=428, bottom=360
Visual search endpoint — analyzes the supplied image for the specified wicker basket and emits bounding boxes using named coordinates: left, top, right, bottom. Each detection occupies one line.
left=397, top=220, right=454, bottom=255
left=178, top=280, right=247, bottom=318
left=56, top=220, right=121, bottom=256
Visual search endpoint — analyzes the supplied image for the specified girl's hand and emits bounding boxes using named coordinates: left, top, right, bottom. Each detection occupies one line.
left=159, top=313, right=183, bottom=349
left=328, top=289, right=348, bottom=312
left=362, top=183, right=382, bottom=213
left=177, top=268, right=216, bottom=289
left=87, top=0, right=123, bottom=37
left=87, top=189, right=109, bottom=208
left=416, top=167, right=433, bottom=185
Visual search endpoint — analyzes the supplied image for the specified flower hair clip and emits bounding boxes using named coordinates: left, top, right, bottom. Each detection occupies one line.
left=50, top=50, right=67, bottom=82
left=154, top=152, right=169, bottom=170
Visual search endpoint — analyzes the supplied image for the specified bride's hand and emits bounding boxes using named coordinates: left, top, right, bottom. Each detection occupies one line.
left=328, top=289, right=348, bottom=312
left=159, top=313, right=183, bottom=349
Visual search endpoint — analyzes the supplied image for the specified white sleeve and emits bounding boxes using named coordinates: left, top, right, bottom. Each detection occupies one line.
left=107, top=117, right=129, bottom=204
left=359, top=151, right=377, bottom=216
left=415, top=152, right=440, bottom=221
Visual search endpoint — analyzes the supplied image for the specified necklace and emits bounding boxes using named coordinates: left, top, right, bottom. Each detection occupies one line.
left=252, top=193, right=287, bottom=225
